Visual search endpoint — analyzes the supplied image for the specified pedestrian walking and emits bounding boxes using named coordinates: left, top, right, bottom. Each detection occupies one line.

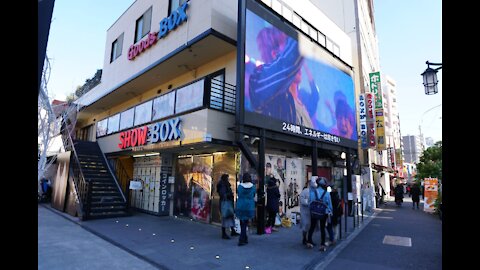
left=410, top=183, right=421, bottom=209
left=265, top=176, right=281, bottom=234
left=217, top=174, right=240, bottom=239
left=306, top=177, right=333, bottom=252
left=327, top=184, right=342, bottom=245
left=299, top=180, right=312, bottom=246
left=235, top=173, right=256, bottom=246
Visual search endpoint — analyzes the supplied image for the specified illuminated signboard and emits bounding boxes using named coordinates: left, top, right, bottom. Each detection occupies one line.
left=238, top=0, right=357, bottom=148
left=128, top=2, right=189, bottom=61
left=118, top=117, right=182, bottom=149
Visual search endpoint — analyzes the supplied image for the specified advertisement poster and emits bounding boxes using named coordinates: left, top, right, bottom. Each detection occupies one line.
left=244, top=5, right=357, bottom=143
left=265, top=154, right=286, bottom=215
left=285, top=158, right=303, bottom=217
left=189, top=156, right=213, bottom=222
left=423, top=178, right=439, bottom=213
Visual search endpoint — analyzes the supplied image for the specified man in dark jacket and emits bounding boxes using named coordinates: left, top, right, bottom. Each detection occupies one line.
left=265, top=176, right=281, bottom=234
left=410, top=183, right=421, bottom=209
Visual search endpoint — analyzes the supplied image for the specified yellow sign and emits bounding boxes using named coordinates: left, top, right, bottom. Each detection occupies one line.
left=423, top=178, right=438, bottom=213
left=375, top=110, right=386, bottom=151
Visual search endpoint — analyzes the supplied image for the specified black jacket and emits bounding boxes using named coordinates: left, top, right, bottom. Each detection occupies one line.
left=217, top=179, right=234, bottom=201
left=266, top=184, right=280, bottom=212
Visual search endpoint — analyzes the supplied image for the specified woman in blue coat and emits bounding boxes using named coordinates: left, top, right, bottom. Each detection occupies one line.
left=235, top=173, right=256, bottom=246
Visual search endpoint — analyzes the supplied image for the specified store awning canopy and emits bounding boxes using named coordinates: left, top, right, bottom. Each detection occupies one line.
left=371, top=163, right=395, bottom=173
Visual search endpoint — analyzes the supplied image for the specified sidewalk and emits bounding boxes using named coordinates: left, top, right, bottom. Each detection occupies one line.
left=39, top=203, right=377, bottom=270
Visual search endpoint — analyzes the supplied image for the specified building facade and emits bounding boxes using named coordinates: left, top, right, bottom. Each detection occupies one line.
left=70, top=0, right=361, bottom=229
left=402, top=135, right=422, bottom=164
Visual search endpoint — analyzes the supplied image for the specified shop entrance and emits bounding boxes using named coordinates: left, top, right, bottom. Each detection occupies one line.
left=131, top=156, right=162, bottom=213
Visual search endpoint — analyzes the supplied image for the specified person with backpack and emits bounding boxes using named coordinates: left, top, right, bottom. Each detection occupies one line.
left=306, top=177, right=333, bottom=251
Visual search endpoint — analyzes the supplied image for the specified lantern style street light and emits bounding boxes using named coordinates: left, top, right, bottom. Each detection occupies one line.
left=421, top=61, right=442, bottom=95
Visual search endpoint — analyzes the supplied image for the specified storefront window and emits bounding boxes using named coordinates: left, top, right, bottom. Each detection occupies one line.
left=134, top=100, right=153, bottom=126
left=152, top=91, right=175, bottom=121
left=120, top=108, right=134, bottom=130
left=175, top=79, right=204, bottom=114
left=107, top=113, right=120, bottom=134
left=96, top=118, right=108, bottom=137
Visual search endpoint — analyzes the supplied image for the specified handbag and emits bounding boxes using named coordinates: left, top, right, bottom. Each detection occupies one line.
left=309, top=189, right=327, bottom=219
left=221, top=200, right=234, bottom=218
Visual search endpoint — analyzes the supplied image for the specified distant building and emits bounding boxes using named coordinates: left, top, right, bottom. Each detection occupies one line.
left=402, top=135, right=422, bottom=164
left=425, top=137, right=435, bottom=148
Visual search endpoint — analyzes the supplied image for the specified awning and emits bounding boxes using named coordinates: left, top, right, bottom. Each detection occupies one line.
left=371, top=163, right=395, bottom=173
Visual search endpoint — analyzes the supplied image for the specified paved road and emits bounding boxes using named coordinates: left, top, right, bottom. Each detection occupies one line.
left=319, top=197, right=442, bottom=270
left=38, top=196, right=441, bottom=270
left=38, top=205, right=158, bottom=270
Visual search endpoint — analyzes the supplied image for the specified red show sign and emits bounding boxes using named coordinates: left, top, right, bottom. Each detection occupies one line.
left=118, top=126, right=149, bottom=149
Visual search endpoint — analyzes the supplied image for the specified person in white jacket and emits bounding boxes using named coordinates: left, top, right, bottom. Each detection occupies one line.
left=299, top=178, right=314, bottom=246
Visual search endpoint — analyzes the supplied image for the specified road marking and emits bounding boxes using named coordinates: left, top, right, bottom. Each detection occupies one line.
left=382, top=235, right=412, bottom=247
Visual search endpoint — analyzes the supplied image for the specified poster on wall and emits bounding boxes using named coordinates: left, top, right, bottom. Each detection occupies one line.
left=265, top=155, right=286, bottom=215
left=188, top=156, right=213, bottom=222
left=423, top=177, right=438, bottom=213
left=285, top=158, right=303, bottom=217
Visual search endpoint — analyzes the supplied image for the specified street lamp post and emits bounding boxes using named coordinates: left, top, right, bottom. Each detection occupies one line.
left=421, top=61, right=442, bottom=95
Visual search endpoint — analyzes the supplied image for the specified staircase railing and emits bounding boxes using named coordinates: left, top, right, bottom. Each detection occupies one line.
left=63, top=129, right=91, bottom=220
left=110, top=159, right=132, bottom=210
left=100, top=149, right=127, bottom=202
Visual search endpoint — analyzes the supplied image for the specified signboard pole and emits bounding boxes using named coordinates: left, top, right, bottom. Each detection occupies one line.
left=257, top=128, right=266, bottom=235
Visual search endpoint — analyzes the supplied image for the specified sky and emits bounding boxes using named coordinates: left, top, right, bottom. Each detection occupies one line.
left=374, top=0, right=442, bottom=143
left=45, top=0, right=442, bottom=144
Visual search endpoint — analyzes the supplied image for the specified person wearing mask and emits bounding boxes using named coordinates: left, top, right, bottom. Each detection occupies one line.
left=307, top=177, right=333, bottom=251
left=235, top=173, right=256, bottom=246
left=217, top=174, right=239, bottom=239
left=265, top=176, right=281, bottom=234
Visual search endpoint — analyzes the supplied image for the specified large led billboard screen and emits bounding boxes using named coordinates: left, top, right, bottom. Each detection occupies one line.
left=239, top=0, right=357, bottom=148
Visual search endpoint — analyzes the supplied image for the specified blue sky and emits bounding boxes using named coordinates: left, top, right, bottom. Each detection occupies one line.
left=45, top=0, right=441, bottom=143
left=374, top=0, right=442, bottom=143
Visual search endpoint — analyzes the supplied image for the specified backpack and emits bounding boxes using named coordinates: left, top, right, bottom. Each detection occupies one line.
left=309, top=189, right=327, bottom=219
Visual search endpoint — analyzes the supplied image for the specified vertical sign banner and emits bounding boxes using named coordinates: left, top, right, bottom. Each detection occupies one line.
left=365, top=93, right=376, bottom=148
left=375, top=110, right=386, bottom=151
left=358, top=94, right=368, bottom=149
left=285, top=158, right=303, bottom=217
left=423, top=178, right=439, bottom=213
left=159, top=171, right=170, bottom=215
left=369, top=72, right=383, bottom=109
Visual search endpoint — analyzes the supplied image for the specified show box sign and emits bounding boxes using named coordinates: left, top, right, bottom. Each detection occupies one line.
left=128, top=2, right=189, bottom=60
left=118, top=117, right=182, bottom=149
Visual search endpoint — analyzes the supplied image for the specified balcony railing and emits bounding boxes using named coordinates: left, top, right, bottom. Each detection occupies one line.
left=209, top=78, right=236, bottom=114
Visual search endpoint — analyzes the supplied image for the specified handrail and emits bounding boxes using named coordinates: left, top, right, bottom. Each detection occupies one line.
left=100, top=148, right=127, bottom=202
left=63, top=129, right=89, bottom=219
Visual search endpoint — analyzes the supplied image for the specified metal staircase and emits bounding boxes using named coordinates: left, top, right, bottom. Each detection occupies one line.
left=73, top=140, right=129, bottom=220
